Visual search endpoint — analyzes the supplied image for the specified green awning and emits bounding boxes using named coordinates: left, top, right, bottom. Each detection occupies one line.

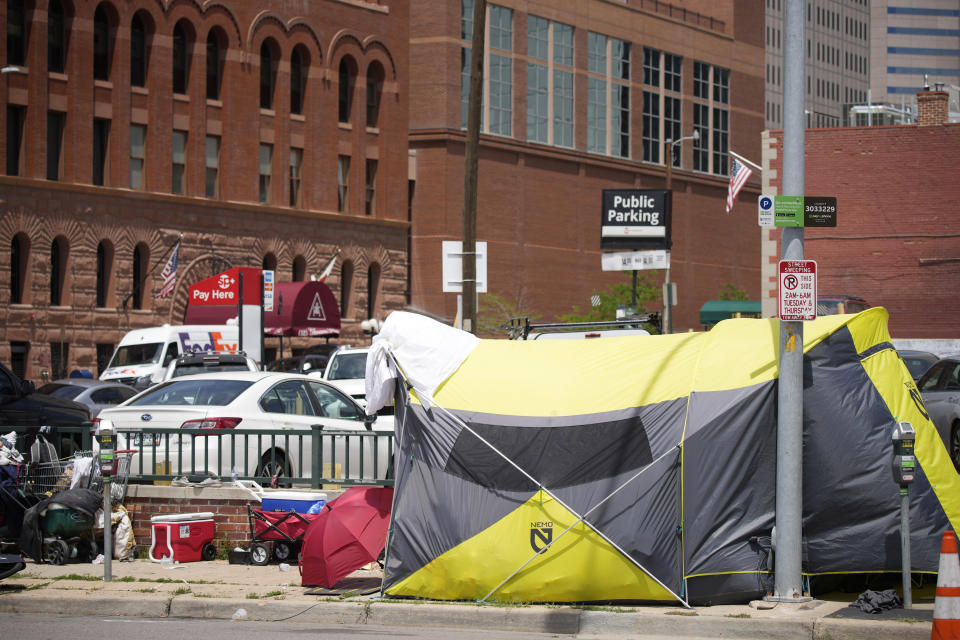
left=699, top=300, right=762, bottom=326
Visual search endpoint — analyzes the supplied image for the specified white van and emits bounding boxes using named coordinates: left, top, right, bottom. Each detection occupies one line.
left=100, top=324, right=239, bottom=389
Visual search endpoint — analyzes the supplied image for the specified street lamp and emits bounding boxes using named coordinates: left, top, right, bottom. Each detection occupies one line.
left=662, top=129, right=699, bottom=334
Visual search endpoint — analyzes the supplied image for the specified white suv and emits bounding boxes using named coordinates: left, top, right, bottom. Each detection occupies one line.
left=162, top=351, right=259, bottom=382
left=322, top=346, right=370, bottom=404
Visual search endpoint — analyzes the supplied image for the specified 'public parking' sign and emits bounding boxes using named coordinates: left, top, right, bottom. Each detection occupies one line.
left=778, top=260, right=817, bottom=321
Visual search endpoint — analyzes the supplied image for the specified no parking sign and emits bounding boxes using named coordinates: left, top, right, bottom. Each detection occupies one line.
left=778, top=260, right=817, bottom=321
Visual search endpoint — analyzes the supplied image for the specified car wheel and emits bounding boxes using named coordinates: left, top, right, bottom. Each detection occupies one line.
left=951, top=422, right=960, bottom=472
left=256, top=450, right=291, bottom=488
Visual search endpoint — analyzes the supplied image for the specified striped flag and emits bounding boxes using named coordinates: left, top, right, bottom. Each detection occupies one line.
left=155, top=241, right=180, bottom=298
left=315, top=248, right=341, bottom=283
left=726, top=158, right=753, bottom=214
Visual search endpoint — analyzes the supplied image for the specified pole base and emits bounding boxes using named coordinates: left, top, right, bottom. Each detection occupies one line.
left=764, top=593, right=813, bottom=603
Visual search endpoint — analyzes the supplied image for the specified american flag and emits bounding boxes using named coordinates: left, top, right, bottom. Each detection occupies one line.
left=726, top=157, right=753, bottom=214
left=155, top=241, right=180, bottom=298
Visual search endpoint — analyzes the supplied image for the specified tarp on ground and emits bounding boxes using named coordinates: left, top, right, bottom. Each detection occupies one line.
left=369, top=309, right=959, bottom=605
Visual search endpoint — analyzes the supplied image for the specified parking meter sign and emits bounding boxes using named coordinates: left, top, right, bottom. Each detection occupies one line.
left=778, top=260, right=817, bottom=321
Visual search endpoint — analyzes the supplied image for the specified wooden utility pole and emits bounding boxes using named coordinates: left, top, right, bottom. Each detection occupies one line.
left=462, top=0, right=486, bottom=333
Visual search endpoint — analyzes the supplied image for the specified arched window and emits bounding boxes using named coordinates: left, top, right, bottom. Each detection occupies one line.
left=206, top=29, right=223, bottom=101
left=130, top=13, right=148, bottom=87
left=366, top=62, right=384, bottom=128
left=292, top=255, right=306, bottom=282
left=260, top=40, right=278, bottom=110
left=340, top=260, right=354, bottom=317
left=96, top=240, right=113, bottom=307
left=338, top=57, right=356, bottom=123
left=132, top=243, right=149, bottom=310
left=366, top=263, right=380, bottom=320
left=262, top=252, right=277, bottom=272
left=50, top=236, right=69, bottom=306
left=10, top=233, right=29, bottom=304
left=172, top=21, right=190, bottom=94
left=48, top=0, right=67, bottom=74
left=290, top=46, right=307, bottom=115
left=93, top=4, right=113, bottom=81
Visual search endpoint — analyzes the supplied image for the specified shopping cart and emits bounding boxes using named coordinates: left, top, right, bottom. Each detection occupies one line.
left=20, top=450, right=135, bottom=503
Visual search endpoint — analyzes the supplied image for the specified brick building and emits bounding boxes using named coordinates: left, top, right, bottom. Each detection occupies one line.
left=760, top=88, right=960, bottom=339
left=1, top=0, right=410, bottom=382
left=407, top=0, right=766, bottom=330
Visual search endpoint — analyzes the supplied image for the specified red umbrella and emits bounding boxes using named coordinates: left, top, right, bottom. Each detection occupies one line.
left=300, top=486, right=394, bottom=588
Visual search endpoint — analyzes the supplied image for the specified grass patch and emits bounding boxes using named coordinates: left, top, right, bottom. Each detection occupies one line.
left=25, top=582, right=51, bottom=591
left=117, top=576, right=136, bottom=582
left=580, top=605, right=633, bottom=614
left=52, top=573, right=101, bottom=582
left=726, top=613, right=751, bottom=618
left=172, top=586, right=191, bottom=596
left=136, top=587, right=156, bottom=593
left=139, top=577, right=215, bottom=584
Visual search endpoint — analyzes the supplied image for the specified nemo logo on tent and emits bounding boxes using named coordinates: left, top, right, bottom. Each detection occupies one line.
left=530, top=522, right=553, bottom=553
left=906, top=383, right=930, bottom=421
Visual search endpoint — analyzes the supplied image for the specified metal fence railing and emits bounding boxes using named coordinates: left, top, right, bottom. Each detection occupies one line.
left=5, top=424, right=394, bottom=489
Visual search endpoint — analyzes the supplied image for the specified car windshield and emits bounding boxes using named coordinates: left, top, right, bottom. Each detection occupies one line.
left=902, top=355, right=936, bottom=380
left=327, top=352, right=367, bottom=380
left=36, top=383, right=84, bottom=400
left=108, top=342, right=164, bottom=367
left=129, top=379, right=253, bottom=406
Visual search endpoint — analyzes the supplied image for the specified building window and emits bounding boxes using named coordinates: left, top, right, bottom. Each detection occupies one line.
left=262, top=253, right=277, bottom=271
left=50, top=342, right=69, bottom=380
left=643, top=47, right=660, bottom=87
left=96, top=344, right=114, bottom=377
left=339, top=57, right=356, bottom=123
left=587, top=32, right=630, bottom=157
left=7, top=0, right=26, bottom=67
left=6, top=106, right=25, bottom=176
left=461, top=2, right=514, bottom=136
left=206, top=30, right=223, bottom=101
left=292, top=255, right=306, bottom=282
left=172, top=130, right=186, bottom=194
left=290, top=46, right=306, bottom=115
left=96, top=240, right=112, bottom=307
left=643, top=49, right=683, bottom=166
left=366, top=62, right=384, bottom=128
left=340, top=259, right=354, bottom=317
left=259, top=143, right=272, bottom=204
left=130, top=13, right=147, bottom=87
left=93, top=118, right=110, bottom=186
left=47, top=111, right=65, bottom=181
left=338, top=155, right=350, bottom=212
left=526, top=16, right=573, bottom=147
left=93, top=5, right=112, bottom=81
left=132, top=243, right=148, bottom=310
left=642, top=91, right=659, bottom=163
left=365, top=159, right=377, bottom=215
left=665, top=96, right=681, bottom=166
left=205, top=135, right=219, bottom=198
left=289, top=148, right=302, bottom=207
left=692, top=61, right=729, bottom=175
left=50, top=236, right=68, bottom=306
left=130, top=124, right=146, bottom=189
left=173, top=21, right=190, bottom=94
left=260, top=40, right=277, bottom=110
left=10, top=233, right=29, bottom=305
left=48, top=0, right=66, bottom=74
left=366, top=263, right=381, bottom=320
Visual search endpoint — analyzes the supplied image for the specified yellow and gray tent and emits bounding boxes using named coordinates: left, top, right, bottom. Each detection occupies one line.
left=369, top=309, right=959, bottom=605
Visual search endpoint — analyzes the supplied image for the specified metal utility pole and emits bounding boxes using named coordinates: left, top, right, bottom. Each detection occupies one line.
left=462, top=0, right=487, bottom=334
left=770, top=0, right=808, bottom=603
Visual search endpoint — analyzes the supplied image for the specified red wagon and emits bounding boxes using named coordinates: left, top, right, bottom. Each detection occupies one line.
left=246, top=505, right=321, bottom=565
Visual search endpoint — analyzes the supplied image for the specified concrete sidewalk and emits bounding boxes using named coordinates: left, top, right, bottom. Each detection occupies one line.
left=0, top=559, right=935, bottom=639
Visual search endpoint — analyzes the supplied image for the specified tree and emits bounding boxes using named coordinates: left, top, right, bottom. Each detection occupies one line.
left=559, top=273, right=660, bottom=332
left=477, top=290, right=540, bottom=337
left=718, top=283, right=749, bottom=301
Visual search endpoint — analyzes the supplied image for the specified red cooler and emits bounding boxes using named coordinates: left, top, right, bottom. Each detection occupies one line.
left=149, top=512, right=216, bottom=563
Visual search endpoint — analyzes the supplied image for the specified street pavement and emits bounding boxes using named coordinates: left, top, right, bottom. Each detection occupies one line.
left=0, top=559, right=936, bottom=639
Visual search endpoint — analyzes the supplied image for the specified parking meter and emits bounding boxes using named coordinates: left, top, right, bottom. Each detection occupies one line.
left=96, top=421, right=115, bottom=478
left=892, top=420, right=915, bottom=608
left=892, top=421, right=916, bottom=487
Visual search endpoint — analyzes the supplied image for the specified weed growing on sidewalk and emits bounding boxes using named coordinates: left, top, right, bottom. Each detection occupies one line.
left=117, top=576, right=136, bottom=582
left=172, top=586, right=191, bottom=595
left=49, top=573, right=100, bottom=581
left=726, top=613, right=751, bottom=618
left=25, top=582, right=50, bottom=591
left=136, top=587, right=156, bottom=593
left=246, top=591, right=283, bottom=599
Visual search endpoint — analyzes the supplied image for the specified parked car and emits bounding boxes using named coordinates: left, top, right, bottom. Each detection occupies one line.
left=898, top=350, right=940, bottom=383
left=917, top=356, right=960, bottom=471
left=266, top=353, right=331, bottom=377
left=322, top=347, right=371, bottom=403
left=816, top=295, right=870, bottom=315
left=162, top=351, right=259, bottom=383
left=97, top=371, right=391, bottom=483
left=36, top=378, right=138, bottom=418
left=0, top=362, right=90, bottom=456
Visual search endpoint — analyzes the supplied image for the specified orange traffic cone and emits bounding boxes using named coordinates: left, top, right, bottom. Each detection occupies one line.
left=932, top=531, right=960, bottom=639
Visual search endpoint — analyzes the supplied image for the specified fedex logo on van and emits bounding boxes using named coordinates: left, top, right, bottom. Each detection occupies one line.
left=179, top=331, right=238, bottom=354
